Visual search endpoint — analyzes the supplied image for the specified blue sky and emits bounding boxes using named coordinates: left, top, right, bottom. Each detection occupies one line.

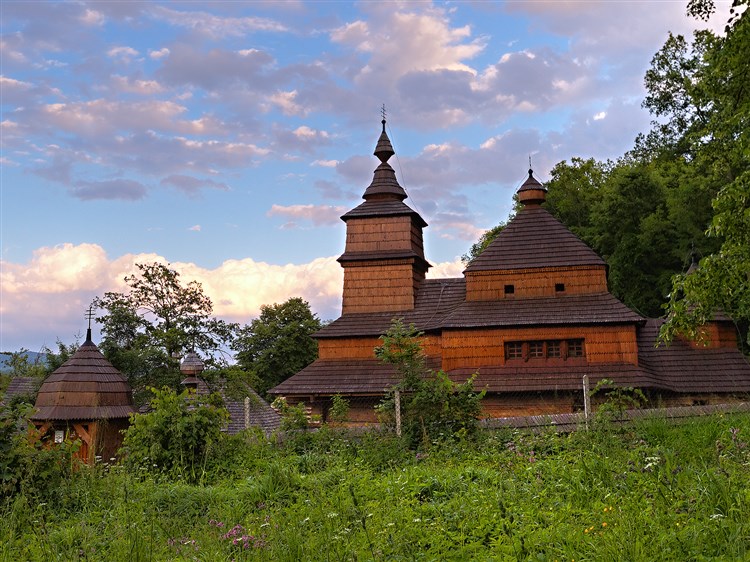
left=1, top=1, right=730, bottom=352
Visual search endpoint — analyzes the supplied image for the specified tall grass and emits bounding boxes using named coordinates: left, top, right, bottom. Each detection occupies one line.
left=1, top=413, right=748, bottom=561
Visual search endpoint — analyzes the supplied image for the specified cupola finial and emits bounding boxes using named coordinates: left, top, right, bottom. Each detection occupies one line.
left=84, top=305, right=95, bottom=343
left=374, top=105, right=395, bottom=163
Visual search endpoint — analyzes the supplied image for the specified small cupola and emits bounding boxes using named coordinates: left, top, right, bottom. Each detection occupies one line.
left=180, top=351, right=205, bottom=390
left=517, top=169, right=547, bottom=206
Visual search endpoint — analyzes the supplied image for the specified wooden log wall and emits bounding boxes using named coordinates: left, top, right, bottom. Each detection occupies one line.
left=465, top=266, right=608, bottom=301
left=342, top=260, right=424, bottom=313
left=480, top=393, right=576, bottom=418
left=345, top=216, right=424, bottom=255
left=318, top=335, right=443, bottom=359
left=441, top=325, right=639, bottom=370
left=684, top=321, right=739, bottom=349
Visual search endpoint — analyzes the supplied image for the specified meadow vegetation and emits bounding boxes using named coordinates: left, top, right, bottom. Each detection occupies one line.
left=1, top=406, right=749, bottom=561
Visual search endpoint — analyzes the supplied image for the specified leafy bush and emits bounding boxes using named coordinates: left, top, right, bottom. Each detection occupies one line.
left=120, top=387, right=229, bottom=484
left=1, top=403, right=81, bottom=505
left=375, top=320, right=484, bottom=448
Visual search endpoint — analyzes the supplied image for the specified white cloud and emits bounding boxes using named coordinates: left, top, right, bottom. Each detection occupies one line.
left=426, top=258, right=465, bottom=279
left=107, top=46, right=140, bottom=62
left=111, top=75, right=166, bottom=95
left=189, top=225, right=201, bottom=231
left=149, top=47, right=170, bottom=59
left=150, top=6, right=287, bottom=38
left=312, top=159, right=339, bottom=168
left=0, top=244, right=344, bottom=350
left=80, top=9, right=105, bottom=27
left=269, top=90, right=305, bottom=116
left=593, top=111, right=607, bottom=120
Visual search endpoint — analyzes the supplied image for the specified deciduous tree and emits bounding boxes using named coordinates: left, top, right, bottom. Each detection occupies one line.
left=232, top=297, right=321, bottom=396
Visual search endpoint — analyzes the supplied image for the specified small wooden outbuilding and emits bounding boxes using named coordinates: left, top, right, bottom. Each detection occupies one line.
left=31, top=329, right=136, bottom=463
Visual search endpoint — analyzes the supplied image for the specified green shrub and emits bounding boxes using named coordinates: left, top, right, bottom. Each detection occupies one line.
left=375, top=320, right=484, bottom=448
left=120, top=387, right=229, bottom=484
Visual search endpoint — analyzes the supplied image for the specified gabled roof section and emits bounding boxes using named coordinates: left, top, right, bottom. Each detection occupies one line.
left=464, top=205, right=605, bottom=272
left=315, top=277, right=466, bottom=338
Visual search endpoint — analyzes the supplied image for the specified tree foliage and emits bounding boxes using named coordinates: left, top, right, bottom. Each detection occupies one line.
left=464, top=4, right=748, bottom=329
left=375, top=320, right=484, bottom=448
left=120, top=387, right=229, bottom=484
left=94, top=262, right=237, bottom=396
left=232, top=297, right=321, bottom=396
left=657, top=4, right=750, bottom=346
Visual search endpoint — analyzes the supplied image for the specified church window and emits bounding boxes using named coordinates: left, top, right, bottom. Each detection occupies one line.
left=555, top=283, right=565, bottom=292
left=505, top=341, right=523, bottom=359
left=547, top=340, right=562, bottom=357
left=504, top=284, right=515, bottom=295
left=567, top=339, right=584, bottom=358
left=528, top=341, right=544, bottom=358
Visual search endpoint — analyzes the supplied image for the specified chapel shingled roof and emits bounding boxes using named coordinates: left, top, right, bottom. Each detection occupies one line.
left=31, top=331, right=136, bottom=421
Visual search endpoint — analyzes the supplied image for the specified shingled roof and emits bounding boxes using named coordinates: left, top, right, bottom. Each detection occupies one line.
left=315, top=278, right=466, bottom=338
left=464, top=205, right=605, bottom=272
left=442, top=293, right=644, bottom=328
left=636, top=319, right=750, bottom=393
left=31, top=332, right=136, bottom=421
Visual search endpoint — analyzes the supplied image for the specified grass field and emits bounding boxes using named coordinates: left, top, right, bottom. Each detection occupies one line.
left=2, top=413, right=749, bottom=561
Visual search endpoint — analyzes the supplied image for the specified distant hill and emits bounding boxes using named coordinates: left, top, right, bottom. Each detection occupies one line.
left=0, top=350, right=47, bottom=374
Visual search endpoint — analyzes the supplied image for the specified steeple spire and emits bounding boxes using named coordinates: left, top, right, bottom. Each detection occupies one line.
left=84, top=305, right=95, bottom=343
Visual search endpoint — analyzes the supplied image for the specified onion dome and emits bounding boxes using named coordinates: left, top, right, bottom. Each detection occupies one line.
left=517, top=169, right=547, bottom=206
left=31, top=329, right=136, bottom=421
left=360, top=119, right=409, bottom=202
left=341, top=118, right=426, bottom=226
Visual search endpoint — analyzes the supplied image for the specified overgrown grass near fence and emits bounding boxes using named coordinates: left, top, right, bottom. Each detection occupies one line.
left=2, top=412, right=749, bottom=561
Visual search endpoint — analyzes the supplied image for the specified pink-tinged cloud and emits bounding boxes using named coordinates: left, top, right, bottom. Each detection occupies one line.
left=71, top=179, right=148, bottom=201
left=149, top=5, right=288, bottom=38
left=1, top=244, right=344, bottom=351
left=160, top=174, right=230, bottom=197
left=267, top=204, right=347, bottom=226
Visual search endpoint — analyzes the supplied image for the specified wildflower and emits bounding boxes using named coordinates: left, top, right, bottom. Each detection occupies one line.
left=602, top=522, right=607, bottom=528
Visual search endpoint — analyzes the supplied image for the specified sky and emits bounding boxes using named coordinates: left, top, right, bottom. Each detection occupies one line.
left=0, top=1, right=731, bottom=353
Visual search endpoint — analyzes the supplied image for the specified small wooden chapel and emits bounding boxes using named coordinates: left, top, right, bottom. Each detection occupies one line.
left=31, top=327, right=136, bottom=463
left=269, top=120, right=750, bottom=423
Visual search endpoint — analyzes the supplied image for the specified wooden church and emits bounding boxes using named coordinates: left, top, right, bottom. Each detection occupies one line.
left=269, top=121, right=750, bottom=423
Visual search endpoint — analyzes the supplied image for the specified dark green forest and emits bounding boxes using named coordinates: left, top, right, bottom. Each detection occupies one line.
left=468, top=0, right=749, bottom=349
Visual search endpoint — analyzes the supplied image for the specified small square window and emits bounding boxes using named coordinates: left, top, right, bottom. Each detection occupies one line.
left=529, top=341, right=544, bottom=358
left=568, top=339, right=584, bottom=358
left=505, top=341, right=523, bottom=360
left=555, top=283, right=565, bottom=292
left=547, top=340, right=561, bottom=357
left=504, top=284, right=515, bottom=295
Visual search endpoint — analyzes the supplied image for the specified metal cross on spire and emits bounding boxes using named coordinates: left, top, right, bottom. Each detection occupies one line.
left=381, top=103, right=387, bottom=122
left=85, top=305, right=95, bottom=330
left=85, top=304, right=95, bottom=342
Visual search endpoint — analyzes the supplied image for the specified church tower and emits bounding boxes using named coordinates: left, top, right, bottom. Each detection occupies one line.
left=338, top=119, right=430, bottom=314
